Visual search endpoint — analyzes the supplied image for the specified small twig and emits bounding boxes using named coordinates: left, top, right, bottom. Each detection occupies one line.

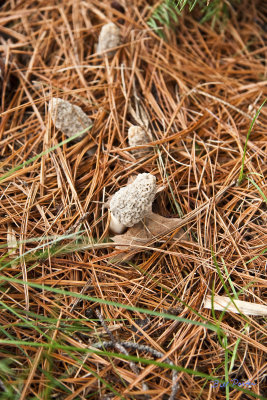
left=69, top=280, right=92, bottom=313
left=95, top=309, right=150, bottom=396
left=0, top=379, right=6, bottom=393
left=92, top=338, right=179, bottom=400
left=65, top=212, right=91, bottom=236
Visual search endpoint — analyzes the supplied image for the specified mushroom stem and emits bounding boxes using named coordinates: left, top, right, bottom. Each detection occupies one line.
left=109, top=212, right=126, bottom=234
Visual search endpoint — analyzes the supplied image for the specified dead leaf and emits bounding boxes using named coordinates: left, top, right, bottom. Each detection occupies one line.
left=111, top=212, right=185, bottom=261
left=203, top=295, right=267, bottom=316
left=7, top=224, right=18, bottom=267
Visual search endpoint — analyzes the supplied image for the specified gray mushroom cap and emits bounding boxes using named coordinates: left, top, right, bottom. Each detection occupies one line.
left=128, top=126, right=150, bottom=147
left=109, top=173, right=157, bottom=232
left=48, top=97, right=92, bottom=139
left=97, top=22, right=120, bottom=57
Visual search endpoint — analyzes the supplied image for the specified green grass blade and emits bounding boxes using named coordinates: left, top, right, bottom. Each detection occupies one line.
left=246, top=248, right=267, bottom=264
left=212, top=250, right=246, bottom=317
left=223, top=335, right=230, bottom=399
left=221, top=257, right=238, bottom=299
left=246, top=175, right=267, bottom=203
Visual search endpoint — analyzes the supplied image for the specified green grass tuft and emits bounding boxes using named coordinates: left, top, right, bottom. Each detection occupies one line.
left=148, top=0, right=241, bottom=38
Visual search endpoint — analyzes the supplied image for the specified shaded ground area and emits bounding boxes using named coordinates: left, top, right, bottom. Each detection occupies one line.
left=0, top=0, right=266, bottom=399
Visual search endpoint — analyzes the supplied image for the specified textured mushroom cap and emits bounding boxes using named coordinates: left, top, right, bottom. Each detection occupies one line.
left=48, top=98, right=92, bottom=138
left=97, top=22, right=120, bottom=56
left=128, top=126, right=150, bottom=147
left=110, top=173, right=157, bottom=227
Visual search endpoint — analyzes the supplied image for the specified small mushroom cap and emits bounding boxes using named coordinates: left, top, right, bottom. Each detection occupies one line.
left=110, top=173, right=157, bottom=228
left=128, top=126, right=150, bottom=147
left=48, top=97, right=92, bottom=138
left=97, top=22, right=120, bottom=56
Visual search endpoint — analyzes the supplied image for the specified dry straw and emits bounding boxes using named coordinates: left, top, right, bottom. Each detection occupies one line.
left=204, top=295, right=267, bottom=316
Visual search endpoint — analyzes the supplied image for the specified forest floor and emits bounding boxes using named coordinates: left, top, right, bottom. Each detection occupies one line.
left=0, top=0, right=266, bottom=399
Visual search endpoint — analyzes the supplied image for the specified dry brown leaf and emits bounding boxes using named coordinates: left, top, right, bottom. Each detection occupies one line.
left=203, top=295, right=267, bottom=316
left=111, top=212, right=185, bottom=261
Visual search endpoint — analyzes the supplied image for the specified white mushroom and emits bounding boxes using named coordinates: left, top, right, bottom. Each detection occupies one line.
left=48, top=97, right=92, bottom=139
left=97, top=22, right=120, bottom=57
left=109, top=173, right=157, bottom=234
